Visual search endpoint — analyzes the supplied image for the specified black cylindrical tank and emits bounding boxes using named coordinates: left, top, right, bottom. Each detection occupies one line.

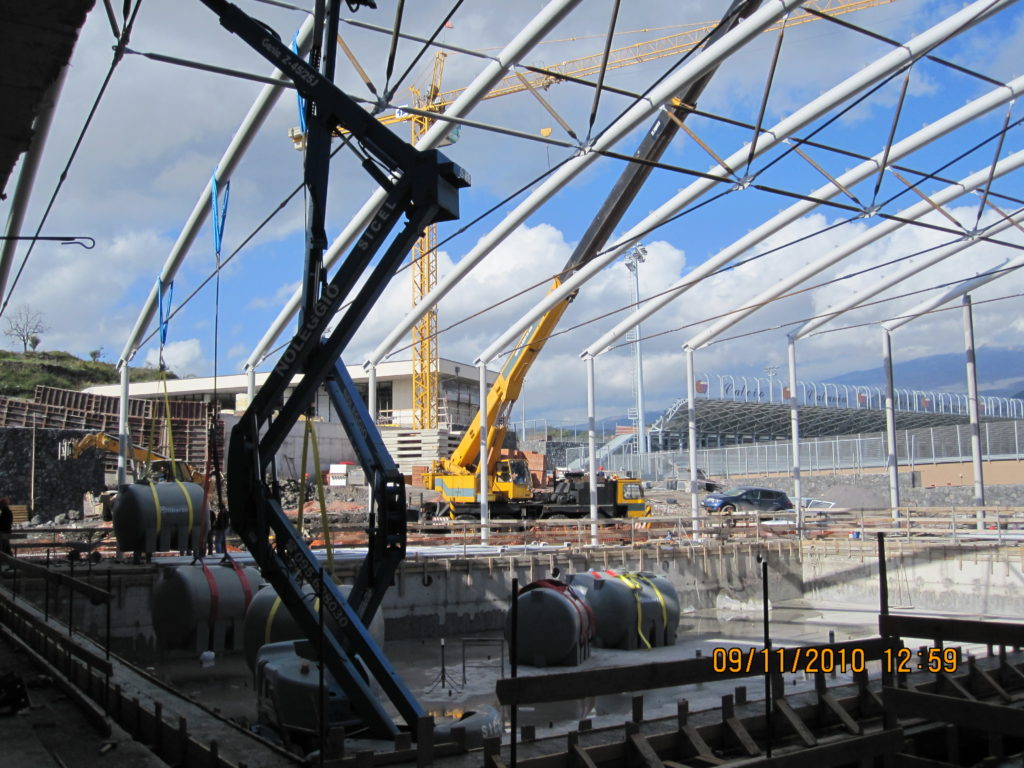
left=243, top=583, right=386, bottom=671
left=151, top=562, right=262, bottom=652
left=566, top=570, right=680, bottom=650
left=112, top=481, right=205, bottom=556
left=505, top=579, right=593, bottom=667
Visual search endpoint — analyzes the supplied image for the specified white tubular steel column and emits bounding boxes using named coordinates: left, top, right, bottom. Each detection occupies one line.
left=117, top=364, right=130, bottom=486
left=586, top=355, right=599, bottom=545
left=478, top=363, right=489, bottom=544
left=246, top=365, right=256, bottom=402
left=685, top=346, right=699, bottom=535
left=883, top=329, right=900, bottom=516
left=367, top=364, right=377, bottom=425
left=787, top=336, right=802, bottom=537
left=963, top=295, right=985, bottom=522
left=367, top=362, right=378, bottom=515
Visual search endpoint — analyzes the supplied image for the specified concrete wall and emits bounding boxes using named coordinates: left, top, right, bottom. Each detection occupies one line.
left=802, top=540, right=1024, bottom=616
left=354, top=542, right=804, bottom=640
left=220, top=414, right=357, bottom=480
left=35, top=543, right=804, bottom=663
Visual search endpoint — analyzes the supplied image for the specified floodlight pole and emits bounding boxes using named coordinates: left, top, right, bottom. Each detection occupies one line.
left=586, top=354, right=599, bottom=545
left=478, top=363, right=489, bottom=544
left=685, top=345, right=699, bottom=536
left=882, top=329, right=900, bottom=517
left=787, top=337, right=802, bottom=538
left=963, top=294, right=985, bottom=525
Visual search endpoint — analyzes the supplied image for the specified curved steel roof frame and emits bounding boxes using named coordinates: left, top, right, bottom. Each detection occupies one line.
left=117, top=13, right=319, bottom=368
left=364, top=0, right=807, bottom=371
left=791, top=205, right=1024, bottom=340
left=458, top=0, right=1014, bottom=369
left=685, top=149, right=1024, bottom=351
left=583, top=71, right=1024, bottom=359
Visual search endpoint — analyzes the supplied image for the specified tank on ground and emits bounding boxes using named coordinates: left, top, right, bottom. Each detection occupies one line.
left=112, top=481, right=205, bottom=558
left=151, top=561, right=262, bottom=652
left=243, top=582, right=385, bottom=671
left=565, top=570, right=680, bottom=650
left=505, top=579, right=593, bottom=667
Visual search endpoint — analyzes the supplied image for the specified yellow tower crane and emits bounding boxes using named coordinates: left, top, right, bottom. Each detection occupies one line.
left=295, top=0, right=896, bottom=430
left=408, top=52, right=448, bottom=430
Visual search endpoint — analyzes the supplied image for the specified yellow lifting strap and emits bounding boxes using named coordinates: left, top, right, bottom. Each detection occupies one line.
left=297, top=418, right=312, bottom=533
left=159, top=371, right=180, bottom=476
left=265, top=596, right=283, bottom=645
left=636, top=573, right=668, bottom=631
left=307, top=418, right=333, bottom=573
left=615, top=572, right=652, bottom=650
left=146, top=480, right=162, bottom=535
left=267, top=595, right=323, bottom=645
left=173, top=478, right=195, bottom=534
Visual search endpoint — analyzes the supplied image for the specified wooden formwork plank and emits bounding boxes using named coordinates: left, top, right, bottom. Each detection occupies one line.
left=884, top=686, right=1024, bottom=735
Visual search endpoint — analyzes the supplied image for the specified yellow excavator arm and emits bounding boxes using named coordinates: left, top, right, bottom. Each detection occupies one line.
left=72, top=432, right=205, bottom=484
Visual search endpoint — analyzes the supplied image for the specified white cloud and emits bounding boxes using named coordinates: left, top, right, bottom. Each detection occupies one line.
left=144, top=338, right=205, bottom=378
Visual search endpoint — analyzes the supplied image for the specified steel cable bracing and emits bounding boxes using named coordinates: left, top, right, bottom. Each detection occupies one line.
left=382, top=104, right=1024, bottom=364
left=720, top=283, right=1024, bottom=346
left=0, top=0, right=146, bottom=321
left=385, top=0, right=465, bottom=106
left=131, top=53, right=1024, bottom=361
left=627, top=201, right=1024, bottom=350
left=874, top=115, right=1024, bottom=214
left=471, top=1, right=1020, bottom=370
left=585, top=0, right=622, bottom=140
left=413, top=134, right=1024, bottom=368
left=247, top=2, right=1022, bottom=372
left=382, top=0, right=406, bottom=95
left=804, top=4, right=1008, bottom=88
left=137, top=132, right=363, bottom=352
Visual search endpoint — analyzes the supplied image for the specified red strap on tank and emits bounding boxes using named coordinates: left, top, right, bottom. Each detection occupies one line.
left=200, top=563, right=219, bottom=626
left=605, top=569, right=618, bottom=577
left=230, top=559, right=253, bottom=607
left=591, top=571, right=603, bottom=580
left=520, top=580, right=595, bottom=644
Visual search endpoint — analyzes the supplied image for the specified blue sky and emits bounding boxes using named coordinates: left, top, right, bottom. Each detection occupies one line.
left=4, top=0, right=1024, bottom=424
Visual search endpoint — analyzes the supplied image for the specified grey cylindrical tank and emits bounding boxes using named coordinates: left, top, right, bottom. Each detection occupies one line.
left=112, top=481, right=205, bottom=556
left=255, top=640, right=352, bottom=745
left=152, top=562, right=262, bottom=652
left=243, top=583, right=385, bottom=671
left=566, top=570, right=680, bottom=650
left=506, top=580, right=593, bottom=667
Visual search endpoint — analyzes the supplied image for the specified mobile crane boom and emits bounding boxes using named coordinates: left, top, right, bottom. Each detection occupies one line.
left=427, top=0, right=758, bottom=512
left=198, top=0, right=468, bottom=739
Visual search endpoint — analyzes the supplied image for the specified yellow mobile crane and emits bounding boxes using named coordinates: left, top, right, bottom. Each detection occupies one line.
left=421, top=0, right=897, bottom=521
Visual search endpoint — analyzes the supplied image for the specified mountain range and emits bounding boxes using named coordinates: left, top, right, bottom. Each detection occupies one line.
left=822, top=346, right=1024, bottom=399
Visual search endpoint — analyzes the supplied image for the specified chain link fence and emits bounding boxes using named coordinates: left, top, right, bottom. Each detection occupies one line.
left=588, top=420, right=1024, bottom=481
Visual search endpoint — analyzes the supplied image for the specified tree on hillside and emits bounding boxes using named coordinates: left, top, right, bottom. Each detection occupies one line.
left=4, top=305, right=48, bottom=352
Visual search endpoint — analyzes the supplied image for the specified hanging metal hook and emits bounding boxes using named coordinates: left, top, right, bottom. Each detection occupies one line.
left=0, top=235, right=94, bottom=249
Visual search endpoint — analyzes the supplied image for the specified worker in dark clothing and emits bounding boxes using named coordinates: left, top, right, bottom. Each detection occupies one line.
left=0, top=497, right=13, bottom=559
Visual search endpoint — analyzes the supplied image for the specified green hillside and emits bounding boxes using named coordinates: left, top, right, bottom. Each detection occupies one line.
left=0, top=350, right=172, bottom=400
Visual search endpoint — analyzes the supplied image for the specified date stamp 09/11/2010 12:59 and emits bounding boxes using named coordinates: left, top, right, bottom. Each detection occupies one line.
left=711, top=645, right=961, bottom=676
